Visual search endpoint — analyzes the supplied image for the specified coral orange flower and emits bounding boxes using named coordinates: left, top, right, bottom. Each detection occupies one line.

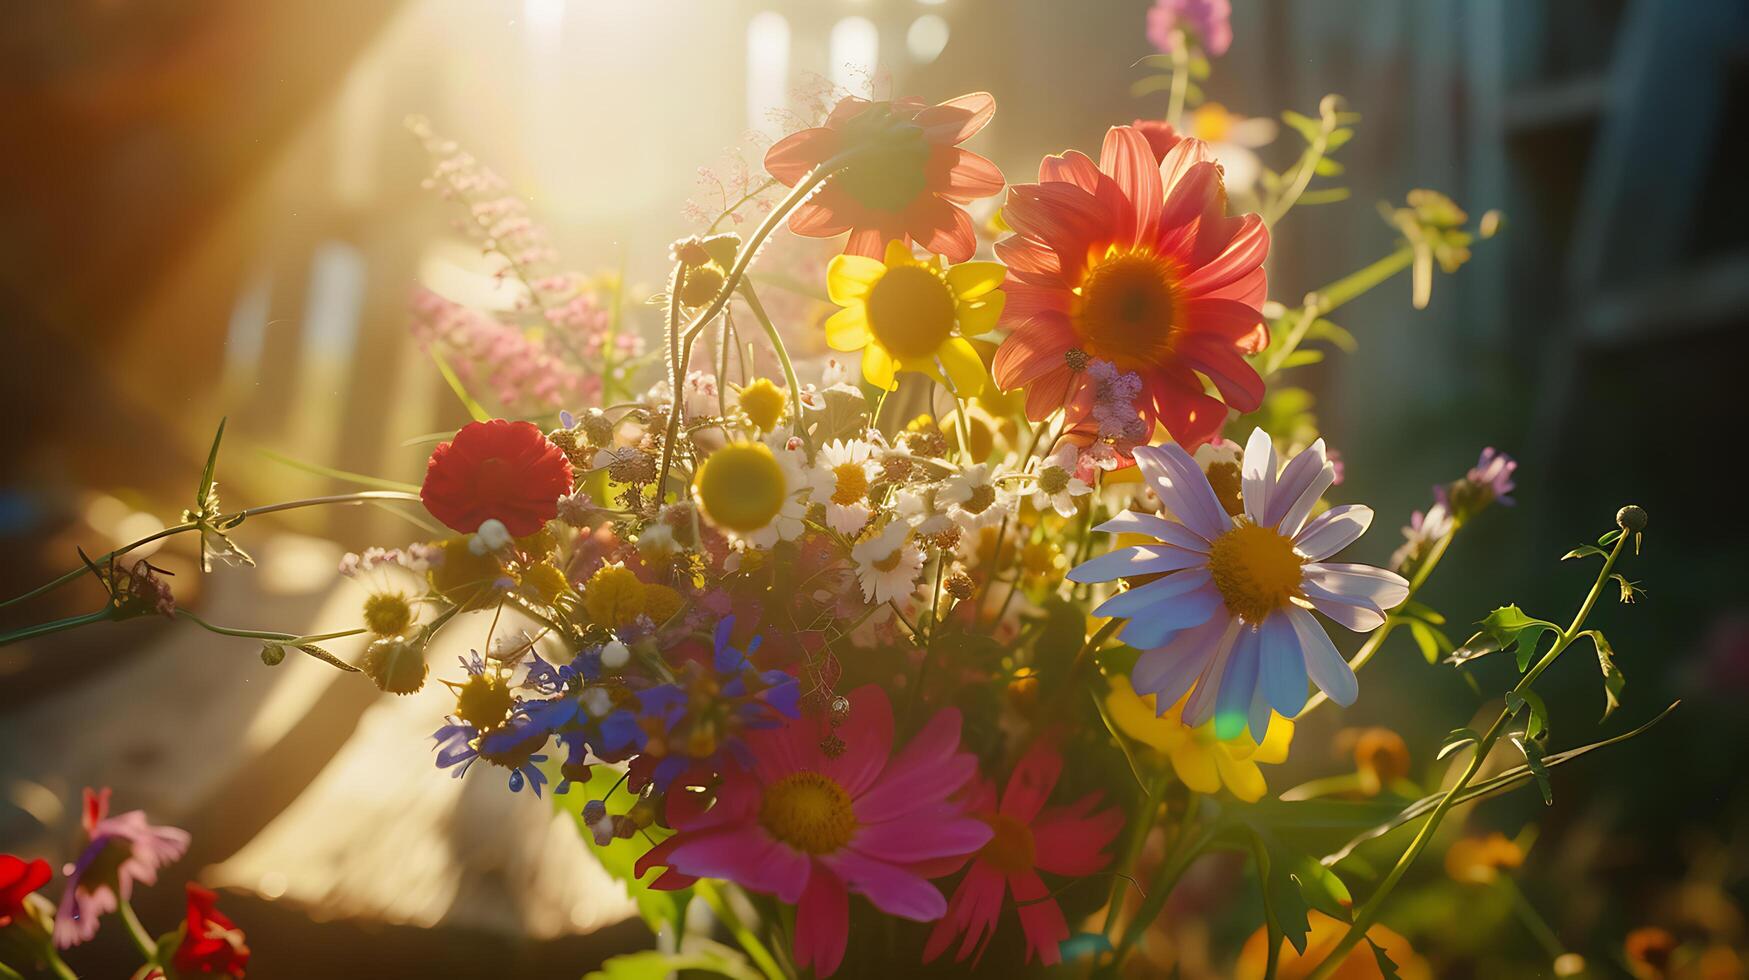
left=993, top=125, right=1270, bottom=449
left=923, top=741, right=1123, bottom=967
left=420, top=419, right=574, bottom=537
left=1235, top=910, right=1430, bottom=979
left=765, top=94, right=1004, bottom=263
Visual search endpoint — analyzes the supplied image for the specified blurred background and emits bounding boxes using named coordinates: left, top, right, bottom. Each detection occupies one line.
left=2, top=0, right=1746, bottom=976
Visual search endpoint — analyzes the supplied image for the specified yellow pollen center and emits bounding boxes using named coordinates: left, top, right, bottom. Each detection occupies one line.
left=872, top=548, right=904, bottom=573
left=1074, top=248, right=1183, bottom=370
left=759, top=770, right=856, bottom=854
left=1207, top=521, right=1304, bottom=623
left=976, top=813, right=1037, bottom=873
left=831, top=462, right=870, bottom=506
left=694, top=442, right=786, bottom=533
left=865, top=265, right=957, bottom=360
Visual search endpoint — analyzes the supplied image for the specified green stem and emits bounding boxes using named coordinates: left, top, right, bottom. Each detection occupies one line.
left=1165, top=30, right=1190, bottom=125
left=0, top=958, right=23, bottom=980
left=1111, top=798, right=1214, bottom=967
left=1262, top=120, right=1331, bottom=227
left=1252, top=833, right=1284, bottom=980
left=1100, top=773, right=1167, bottom=943
left=176, top=610, right=364, bottom=645
left=117, top=896, right=157, bottom=961
left=1262, top=246, right=1416, bottom=380
left=696, top=881, right=784, bottom=980
left=1502, top=878, right=1568, bottom=963
left=1298, top=525, right=1457, bottom=717
left=0, top=608, right=112, bottom=647
left=1304, top=532, right=1629, bottom=980
left=738, top=281, right=811, bottom=454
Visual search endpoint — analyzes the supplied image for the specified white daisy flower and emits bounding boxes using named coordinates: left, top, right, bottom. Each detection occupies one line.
left=851, top=521, right=925, bottom=605
left=1067, top=429, right=1409, bottom=741
left=895, top=484, right=954, bottom=537
left=1030, top=444, right=1093, bottom=518
left=939, top=462, right=1016, bottom=529
left=806, top=438, right=880, bottom=536
left=691, top=434, right=811, bottom=549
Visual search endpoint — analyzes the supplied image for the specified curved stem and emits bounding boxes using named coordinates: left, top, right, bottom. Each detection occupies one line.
left=1111, top=796, right=1213, bottom=967
left=0, top=608, right=112, bottom=647
left=1304, top=532, right=1628, bottom=980
left=1101, top=773, right=1167, bottom=943
left=117, top=896, right=157, bottom=961
left=1165, top=31, right=1191, bottom=124
left=738, top=281, right=811, bottom=453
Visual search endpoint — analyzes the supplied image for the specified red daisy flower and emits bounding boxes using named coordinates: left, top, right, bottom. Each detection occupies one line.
left=171, top=884, right=250, bottom=978
left=420, top=419, right=573, bottom=537
left=764, top=93, right=1004, bottom=263
left=1, top=853, right=52, bottom=929
left=992, top=126, right=1271, bottom=449
left=923, top=740, right=1124, bottom=966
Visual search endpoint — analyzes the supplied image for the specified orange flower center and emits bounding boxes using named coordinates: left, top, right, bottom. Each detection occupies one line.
left=866, top=265, right=956, bottom=360
left=975, top=812, right=1037, bottom=873
left=759, top=771, right=856, bottom=854
left=1207, top=521, right=1303, bottom=623
left=831, top=462, right=870, bottom=506
left=1073, top=248, right=1184, bottom=369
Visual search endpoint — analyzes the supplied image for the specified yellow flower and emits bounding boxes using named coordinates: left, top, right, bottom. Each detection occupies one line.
left=1105, top=674, right=1293, bottom=803
left=583, top=564, right=645, bottom=628
left=736, top=377, right=787, bottom=432
left=1443, top=831, right=1524, bottom=885
left=824, top=239, right=1004, bottom=395
left=1236, top=910, right=1430, bottom=980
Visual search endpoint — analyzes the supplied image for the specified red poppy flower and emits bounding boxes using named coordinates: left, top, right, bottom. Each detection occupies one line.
left=171, top=884, right=250, bottom=978
left=765, top=93, right=1004, bottom=263
left=421, top=419, right=573, bottom=537
left=992, top=126, right=1270, bottom=449
left=1, top=853, right=52, bottom=929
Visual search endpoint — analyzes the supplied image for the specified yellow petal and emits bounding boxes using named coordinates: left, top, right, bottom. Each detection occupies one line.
left=935, top=336, right=987, bottom=398
left=1170, top=742, right=1223, bottom=795
left=1105, top=679, right=1175, bottom=752
left=1253, top=715, right=1295, bottom=765
left=824, top=306, right=872, bottom=352
left=882, top=239, right=915, bottom=267
left=861, top=342, right=899, bottom=390
left=956, top=290, right=1007, bottom=336
left=946, top=261, right=1007, bottom=301
left=1215, top=752, right=1268, bottom=803
left=827, top=254, right=886, bottom=305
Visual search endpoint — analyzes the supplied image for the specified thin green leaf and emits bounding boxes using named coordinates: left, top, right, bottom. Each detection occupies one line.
left=1295, top=188, right=1353, bottom=206
left=1436, top=728, right=1479, bottom=761
left=258, top=449, right=423, bottom=493
left=1281, top=349, right=1325, bottom=369
left=1581, top=630, right=1626, bottom=722
left=1562, top=544, right=1608, bottom=561
left=1509, top=733, right=1553, bottom=804
left=429, top=348, right=492, bottom=422
left=1399, top=600, right=1445, bottom=625
left=1504, top=689, right=1549, bottom=740
left=1313, top=158, right=1345, bottom=177
left=198, top=417, right=228, bottom=508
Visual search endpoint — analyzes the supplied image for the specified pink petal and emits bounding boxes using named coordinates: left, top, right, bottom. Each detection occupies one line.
left=794, top=864, right=848, bottom=976
left=665, top=825, right=811, bottom=902
left=1177, top=333, right=1265, bottom=413
left=823, top=684, right=895, bottom=797
left=1143, top=365, right=1229, bottom=450
left=940, top=148, right=1005, bottom=201
left=993, top=313, right=1076, bottom=387
left=788, top=200, right=854, bottom=237
left=924, top=862, right=1006, bottom=965
left=915, top=198, right=978, bottom=263
left=1033, top=796, right=1124, bottom=876
left=916, top=92, right=996, bottom=144
left=843, top=226, right=888, bottom=259
left=1100, top=126, right=1163, bottom=246
left=1010, top=869, right=1070, bottom=965
left=823, top=850, right=946, bottom=921
left=999, top=741, right=1063, bottom=823
left=764, top=127, right=838, bottom=185
left=854, top=707, right=975, bottom=822
left=852, top=808, right=991, bottom=863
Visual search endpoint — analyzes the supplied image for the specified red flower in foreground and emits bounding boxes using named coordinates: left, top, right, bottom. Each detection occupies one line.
left=765, top=93, right=1004, bottom=263
left=1, top=853, right=52, bottom=928
left=993, top=125, right=1270, bottom=449
left=420, top=419, right=573, bottom=536
left=171, top=884, right=250, bottom=977
left=924, top=741, right=1124, bottom=966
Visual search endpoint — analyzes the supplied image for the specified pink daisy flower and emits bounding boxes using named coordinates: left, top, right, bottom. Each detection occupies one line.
left=923, top=741, right=1124, bottom=967
left=54, top=788, right=190, bottom=948
left=993, top=125, right=1270, bottom=450
left=1067, top=430, right=1409, bottom=740
left=636, top=686, right=990, bottom=977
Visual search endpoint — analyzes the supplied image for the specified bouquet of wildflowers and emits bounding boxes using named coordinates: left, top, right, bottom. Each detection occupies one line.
left=3, top=6, right=1675, bottom=979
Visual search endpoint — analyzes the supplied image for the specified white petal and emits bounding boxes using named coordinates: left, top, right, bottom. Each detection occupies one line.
left=1286, top=604, right=1357, bottom=707
left=1302, top=562, right=1410, bottom=612
left=1119, top=583, right=1222, bottom=648
left=1094, top=510, right=1212, bottom=551
left=1258, top=609, right=1309, bottom=717
left=1301, top=580, right=1388, bottom=632
left=1293, top=504, right=1374, bottom=561
left=1262, top=439, right=1327, bottom=530
left=1183, top=619, right=1242, bottom=727
left=1134, top=444, right=1231, bottom=541
left=1241, top=428, right=1278, bottom=525
left=1131, top=616, right=1229, bottom=706
left=1093, top=568, right=1213, bottom=620
left=1068, top=544, right=1207, bottom=584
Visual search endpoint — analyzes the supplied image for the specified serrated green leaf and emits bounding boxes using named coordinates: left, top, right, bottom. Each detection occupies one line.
left=1508, top=733, right=1553, bottom=804
left=1582, top=630, right=1626, bottom=722
left=1367, top=935, right=1404, bottom=980
left=1504, top=689, right=1549, bottom=740
left=1248, top=827, right=1354, bottom=956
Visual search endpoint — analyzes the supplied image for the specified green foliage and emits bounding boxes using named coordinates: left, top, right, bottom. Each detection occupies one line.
left=546, top=764, right=691, bottom=935
left=1436, top=728, right=1479, bottom=761
left=1508, top=733, right=1553, bottom=805
left=1398, top=602, right=1455, bottom=664
left=585, top=940, right=762, bottom=980
left=1580, top=630, right=1627, bottom=721
left=1366, top=935, right=1404, bottom=980
left=1248, top=827, right=1355, bottom=954
left=1504, top=689, right=1549, bottom=740
left=1448, top=605, right=1558, bottom=672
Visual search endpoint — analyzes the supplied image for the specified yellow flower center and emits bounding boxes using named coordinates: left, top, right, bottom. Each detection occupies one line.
left=866, top=264, right=957, bottom=360
left=583, top=564, right=646, bottom=627
left=976, top=812, right=1037, bottom=873
left=737, top=378, right=787, bottom=432
left=1207, top=522, right=1304, bottom=623
left=1191, top=103, right=1235, bottom=143
left=1074, top=248, right=1183, bottom=369
left=363, top=591, right=413, bottom=636
left=831, top=462, right=870, bottom=506
left=759, top=770, right=856, bottom=854
left=695, top=442, right=787, bottom=533
left=452, top=672, right=514, bottom=730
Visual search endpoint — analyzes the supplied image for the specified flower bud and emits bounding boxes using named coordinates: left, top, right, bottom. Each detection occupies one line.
left=1616, top=505, right=1647, bottom=534
left=599, top=640, right=631, bottom=670
left=260, top=644, right=287, bottom=666
left=362, top=631, right=428, bottom=695
left=363, top=591, right=414, bottom=636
